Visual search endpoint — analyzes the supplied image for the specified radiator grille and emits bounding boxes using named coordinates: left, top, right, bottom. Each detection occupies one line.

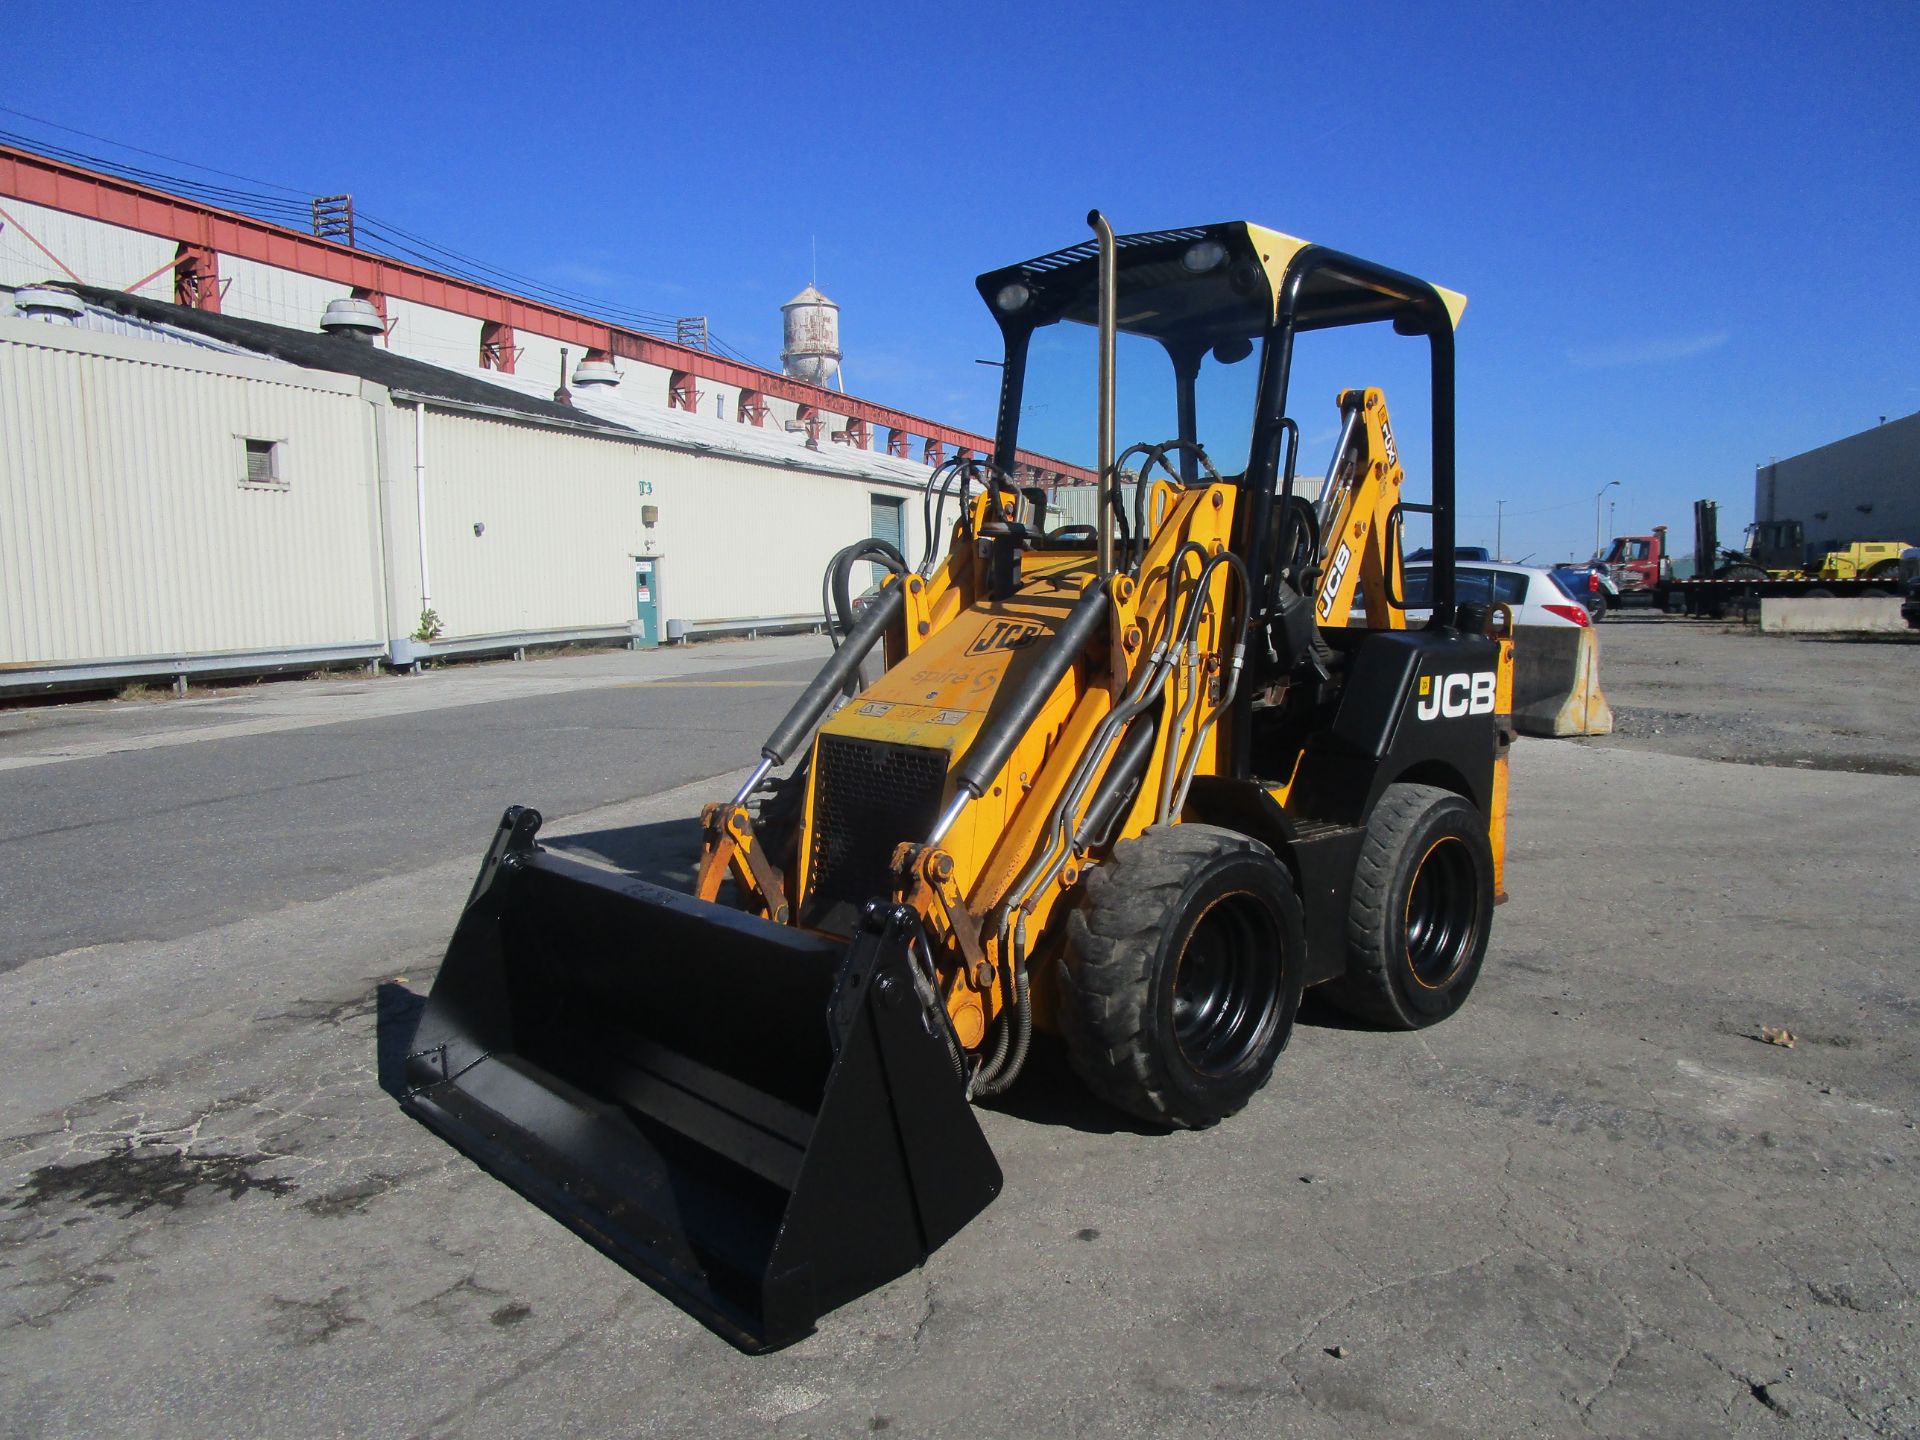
left=805, top=735, right=949, bottom=927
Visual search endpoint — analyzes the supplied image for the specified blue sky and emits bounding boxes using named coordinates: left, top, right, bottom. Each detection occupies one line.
left=9, top=0, right=1917, bottom=561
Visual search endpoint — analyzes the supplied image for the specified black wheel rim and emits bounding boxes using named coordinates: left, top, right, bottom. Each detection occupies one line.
left=1404, top=837, right=1477, bottom=988
left=1171, top=893, right=1280, bottom=1076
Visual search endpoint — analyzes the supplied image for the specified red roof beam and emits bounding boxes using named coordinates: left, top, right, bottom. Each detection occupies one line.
left=0, top=143, right=1093, bottom=482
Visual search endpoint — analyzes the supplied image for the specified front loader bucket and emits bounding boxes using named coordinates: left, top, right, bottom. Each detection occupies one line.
left=400, top=807, right=1002, bottom=1352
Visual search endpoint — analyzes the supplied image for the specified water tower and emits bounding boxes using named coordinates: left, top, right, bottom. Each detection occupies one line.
left=781, top=285, right=842, bottom=390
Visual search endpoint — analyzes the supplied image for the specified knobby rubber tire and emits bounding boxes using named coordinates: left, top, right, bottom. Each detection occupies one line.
left=1058, top=825, right=1304, bottom=1128
left=1322, top=783, right=1493, bottom=1030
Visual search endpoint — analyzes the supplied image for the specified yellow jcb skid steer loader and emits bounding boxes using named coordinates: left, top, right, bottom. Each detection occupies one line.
left=401, top=214, right=1514, bottom=1351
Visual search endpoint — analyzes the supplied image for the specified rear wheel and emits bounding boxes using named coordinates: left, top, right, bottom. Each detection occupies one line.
left=1867, top=560, right=1901, bottom=582
left=1804, top=587, right=1835, bottom=598
left=1322, top=784, right=1493, bottom=1029
left=1059, top=825, right=1305, bottom=1128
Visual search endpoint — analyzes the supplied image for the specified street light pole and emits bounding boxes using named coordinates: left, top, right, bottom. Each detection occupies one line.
left=1594, top=480, right=1620, bottom=559
left=1496, top=499, right=1505, bottom=562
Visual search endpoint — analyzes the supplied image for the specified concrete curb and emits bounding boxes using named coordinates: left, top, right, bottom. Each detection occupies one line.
left=1511, top=626, right=1613, bottom=737
left=1760, top=596, right=1908, bottom=635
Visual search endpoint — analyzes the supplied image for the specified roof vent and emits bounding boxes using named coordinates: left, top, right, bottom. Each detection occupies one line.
left=15, top=285, right=84, bottom=323
left=572, top=352, right=620, bottom=387
left=320, top=296, right=385, bottom=341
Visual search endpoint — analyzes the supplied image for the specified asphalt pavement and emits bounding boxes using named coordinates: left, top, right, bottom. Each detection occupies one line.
left=0, top=640, right=825, bottom=970
left=2, top=625, right=1916, bottom=1438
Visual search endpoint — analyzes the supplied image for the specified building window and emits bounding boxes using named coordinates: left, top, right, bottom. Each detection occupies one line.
left=241, top=438, right=285, bottom=488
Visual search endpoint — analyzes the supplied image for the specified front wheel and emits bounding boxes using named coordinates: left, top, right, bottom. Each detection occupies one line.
left=1059, top=826, right=1305, bottom=1128
left=1322, top=784, right=1494, bottom=1029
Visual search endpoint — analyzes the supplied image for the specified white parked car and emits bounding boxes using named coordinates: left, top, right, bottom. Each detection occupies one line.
left=1400, top=561, right=1592, bottom=628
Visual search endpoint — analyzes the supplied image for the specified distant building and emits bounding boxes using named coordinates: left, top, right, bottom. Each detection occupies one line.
left=1755, top=410, right=1920, bottom=551
left=0, top=142, right=1090, bottom=693
left=0, top=283, right=962, bottom=691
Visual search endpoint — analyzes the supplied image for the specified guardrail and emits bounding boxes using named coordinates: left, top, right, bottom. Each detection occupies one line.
left=0, top=642, right=387, bottom=697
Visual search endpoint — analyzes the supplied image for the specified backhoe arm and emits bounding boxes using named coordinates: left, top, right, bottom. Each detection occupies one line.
left=1311, top=388, right=1408, bottom=632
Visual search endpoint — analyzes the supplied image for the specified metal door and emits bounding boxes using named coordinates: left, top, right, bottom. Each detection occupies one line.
left=869, top=495, right=905, bottom=586
left=634, top=557, right=661, bottom=648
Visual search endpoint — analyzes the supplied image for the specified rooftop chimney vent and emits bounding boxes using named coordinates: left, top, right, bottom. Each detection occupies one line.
left=320, top=296, right=384, bottom=341
left=15, top=285, right=84, bottom=323
left=572, top=352, right=620, bottom=387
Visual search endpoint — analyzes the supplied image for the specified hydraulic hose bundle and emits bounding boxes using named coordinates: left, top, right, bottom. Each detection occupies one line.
left=970, top=540, right=1249, bottom=1097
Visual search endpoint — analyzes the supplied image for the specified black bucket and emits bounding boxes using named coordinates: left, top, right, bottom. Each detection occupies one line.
left=401, top=807, right=1002, bottom=1352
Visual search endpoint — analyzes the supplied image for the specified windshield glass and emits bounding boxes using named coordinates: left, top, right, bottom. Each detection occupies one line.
left=1010, top=321, right=1266, bottom=476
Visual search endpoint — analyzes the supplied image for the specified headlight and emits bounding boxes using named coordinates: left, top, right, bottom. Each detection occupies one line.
left=1181, top=240, right=1228, bottom=273
left=994, top=282, right=1032, bottom=314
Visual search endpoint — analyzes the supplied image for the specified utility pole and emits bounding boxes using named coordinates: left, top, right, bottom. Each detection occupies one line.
left=1496, top=500, right=1505, bottom=563
left=1594, top=480, right=1620, bottom=559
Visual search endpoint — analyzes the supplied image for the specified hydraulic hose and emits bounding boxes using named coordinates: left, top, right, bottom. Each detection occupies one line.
left=1076, top=709, right=1160, bottom=851
left=992, top=542, right=1205, bottom=943
left=972, top=917, right=1033, bottom=1098
left=823, top=538, right=906, bottom=642
left=976, top=542, right=1218, bottom=1094
left=1155, top=631, right=1207, bottom=823
left=996, top=539, right=1220, bottom=939
left=920, top=457, right=970, bottom=575
left=1166, top=552, right=1251, bottom=819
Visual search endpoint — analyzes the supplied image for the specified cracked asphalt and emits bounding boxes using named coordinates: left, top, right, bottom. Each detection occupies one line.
left=2, top=626, right=1916, bottom=1438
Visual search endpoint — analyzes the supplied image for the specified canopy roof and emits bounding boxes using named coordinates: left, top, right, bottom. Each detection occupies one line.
left=976, top=221, right=1466, bottom=352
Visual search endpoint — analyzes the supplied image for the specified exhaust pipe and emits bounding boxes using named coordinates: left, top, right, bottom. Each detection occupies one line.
left=1089, top=210, right=1117, bottom=578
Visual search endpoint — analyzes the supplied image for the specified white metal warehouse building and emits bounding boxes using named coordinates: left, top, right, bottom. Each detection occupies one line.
left=0, top=141, right=1096, bottom=695
left=0, top=287, right=946, bottom=692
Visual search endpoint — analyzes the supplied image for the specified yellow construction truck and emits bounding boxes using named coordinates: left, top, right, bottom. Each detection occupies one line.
left=401, top=215, right=1514, bottom=1349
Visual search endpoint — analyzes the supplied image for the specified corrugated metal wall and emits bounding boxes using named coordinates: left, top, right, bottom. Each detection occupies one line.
left=0, top=197, right=174, bottom=298
left=411, top=408, right=644, bottom=638
left=218, top=256, right=344, bottom=335
left=1, top=316, right=947, bottom=684
left=641, top=444, right=929, bottom=624
left=0, top=318, right=385, bottom=668
left=388, top=403, right=930, bottom=639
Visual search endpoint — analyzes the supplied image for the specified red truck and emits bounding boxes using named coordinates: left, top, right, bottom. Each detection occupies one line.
left=1596, top=529, right=1667, bottom=601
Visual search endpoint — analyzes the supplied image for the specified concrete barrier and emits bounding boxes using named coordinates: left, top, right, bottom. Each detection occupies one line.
left=1510, top=625, right=1613, bottom=738
left=1760, top=597, right=1907, bottom=635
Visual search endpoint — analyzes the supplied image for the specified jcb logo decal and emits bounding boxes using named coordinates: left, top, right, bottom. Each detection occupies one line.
left=1416, top=671, right=1496, bottom=720
left=1380, top=415, right=1398, bottom=467
left=1317, top=541, right=1352, bottom=620
left=966, top=619, right=1044, bottom=656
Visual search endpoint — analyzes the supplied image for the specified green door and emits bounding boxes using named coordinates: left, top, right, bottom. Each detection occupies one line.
left=633, top=557, right=661, bottom=649
left=870, top=495, right=905, bottom=586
